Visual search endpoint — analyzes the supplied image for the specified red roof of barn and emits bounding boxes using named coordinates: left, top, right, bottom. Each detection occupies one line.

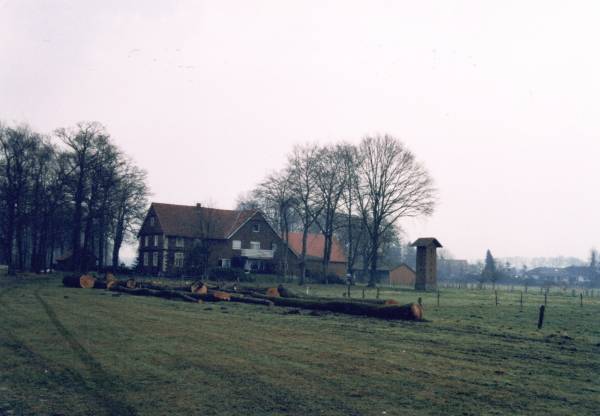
left=286, top=232, right=346, bottom=263
left=150, top=203, right=258, bottom=239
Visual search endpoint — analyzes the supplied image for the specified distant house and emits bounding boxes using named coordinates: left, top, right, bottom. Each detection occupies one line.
left=388, top=263, right=416, bottom=286
left=138, top=203, right=292, bottom=276
left=286, top=232, right=347, bottom=278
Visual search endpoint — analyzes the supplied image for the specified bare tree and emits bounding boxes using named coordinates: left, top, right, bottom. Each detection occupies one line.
left=0, top=124, right=42, bottom=275
left=355, top=135, right=436, bottom=286
left=313, top=145, right=347, bottom=280
left=56, top=122, right=109, bottom=271
left=255, top=170, right=295, bottom=276
left=287, top=144, right=323, bottom=285
left=111, top=160, right=149, bottom=268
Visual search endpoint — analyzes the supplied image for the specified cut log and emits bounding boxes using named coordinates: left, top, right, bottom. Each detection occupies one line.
left=126, top=278, right=136, bottom=289
left=264, top=297, right=423, bottom=321
left=384, top=299, right=399, bottom=305
left=93, top=280, right=107, bottom=289
left=108, top=286, right=199, bottom=303
left=80, top=275, right=96, bottom=288
left=105, top=272, right=116, bottom=282
left=265, top=287, right=280, bottom=297
left=62, top=274, right=97, bottom=289
left=191, top=281, right=208, bottom=294
left=229, top=295, right=273, bottom=307
left=211, top=291, right=231, bottom=301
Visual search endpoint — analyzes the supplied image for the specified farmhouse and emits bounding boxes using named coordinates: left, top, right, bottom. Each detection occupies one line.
left=286, top=232, right=347, bottom=278
left=138, top=203, right=291, bottom=276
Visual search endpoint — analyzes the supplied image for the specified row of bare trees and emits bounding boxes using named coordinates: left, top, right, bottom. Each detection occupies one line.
left=0, top=121, right=149, bottom=275
left=239, top=134, right=436, bottom=286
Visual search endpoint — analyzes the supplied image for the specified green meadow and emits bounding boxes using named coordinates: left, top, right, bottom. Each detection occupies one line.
left=1, top=275, right=599, bottom=415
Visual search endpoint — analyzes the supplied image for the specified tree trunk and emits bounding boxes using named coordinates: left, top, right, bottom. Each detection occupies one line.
left=299, top=227, right=309, bottom=285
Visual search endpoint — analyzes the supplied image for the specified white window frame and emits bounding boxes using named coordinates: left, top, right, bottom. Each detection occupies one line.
left=152, top=252, right=158, bottom=267
left=176, top=237, right=184, bottom=248
left=174, top=252, right=184, bottom=267
left=250, top=241, right=260, bottom=250
left=252, top=223, right=260, bottom=232
left=143, top=252, right=149, bottom=266
left=144, top=236, right=149, bottom=247
left=232, top=240, right=241, bottom=249
left=220, top=258, right=231, bottom=268
left=163, top=236, right=169, bottom=249
left=154, top=235, right=158, bottom=246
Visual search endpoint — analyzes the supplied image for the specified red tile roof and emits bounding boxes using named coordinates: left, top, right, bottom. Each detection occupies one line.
left=151, top=203, right=257, bottom=239
left=287, top=232, right=346, bottom=263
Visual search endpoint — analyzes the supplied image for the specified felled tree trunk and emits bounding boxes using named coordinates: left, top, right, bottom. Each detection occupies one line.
left=106, top=278, right=136, bottom=290
left=108, top=286, right=198, bottom=303
left=265, top=297, right=423, bottom=321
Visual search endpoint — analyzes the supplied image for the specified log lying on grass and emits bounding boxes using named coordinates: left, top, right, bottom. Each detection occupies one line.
left=62, top=274, right=97, bottom=289
left=191, top=281, right=208, bottom=294
left=266, top=297, right=424, bottom=321
left=106, top=278, right=136, bottom=290
left=108, top=286, right=199, bottom=303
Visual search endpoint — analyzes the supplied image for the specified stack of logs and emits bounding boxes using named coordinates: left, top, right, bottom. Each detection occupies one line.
left=62, top=274, right=423, bottom=321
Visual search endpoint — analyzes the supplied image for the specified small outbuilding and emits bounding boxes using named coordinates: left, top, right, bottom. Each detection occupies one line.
left=389, top=263, right=416, bottom=286
left=411, top=237, right=442, bottom=291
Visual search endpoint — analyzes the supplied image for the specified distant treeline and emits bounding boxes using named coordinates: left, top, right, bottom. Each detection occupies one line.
left=0, top=121, right=149, bottom=275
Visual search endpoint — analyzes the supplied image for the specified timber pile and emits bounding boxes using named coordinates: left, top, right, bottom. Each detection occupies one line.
left=61, top=276, right=422, bottom=320
left=62, top=274, right=97, bottom=288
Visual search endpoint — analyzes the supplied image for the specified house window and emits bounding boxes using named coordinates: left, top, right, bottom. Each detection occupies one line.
left=271, top=242, right=277, bottom=252
left=174, top=252, right=184, bottom=267
left=154, top=235, right=158, bottom=246
left=144, top=236, right=149, bottom=247
left=163, top=236, right=169, bottom=249
left=176, top=237, right=184, bottom=248
left=252, top=223, right=260, bottom=232
left=219, top=259, right=231, bottom=268
left=152, top=252, right=158, bottom=267
left=143, top=252, right=149, bottom=266
left=232, top=240, right=241, bottom=249
left=150, top=217, right=155, bottom=226
left=250, top=241, right=260, bottom=250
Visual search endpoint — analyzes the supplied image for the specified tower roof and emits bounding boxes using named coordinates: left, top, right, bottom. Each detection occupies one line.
left=411, top=237, right=443, bottom=248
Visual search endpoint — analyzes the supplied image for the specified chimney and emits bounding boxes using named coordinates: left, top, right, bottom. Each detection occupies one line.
left=196, top=203, right=202, bottom=209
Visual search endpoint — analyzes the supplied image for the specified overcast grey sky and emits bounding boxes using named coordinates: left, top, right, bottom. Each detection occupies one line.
left=1, top=1, right=599, bottom=261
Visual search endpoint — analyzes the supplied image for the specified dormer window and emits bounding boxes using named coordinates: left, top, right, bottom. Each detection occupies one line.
left=252, top=223, right=260, bottom=232
left=150, top=217, right=155, bottom=226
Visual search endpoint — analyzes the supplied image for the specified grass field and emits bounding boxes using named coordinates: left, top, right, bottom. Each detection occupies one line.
left=1, top=274, right=599, bottom=415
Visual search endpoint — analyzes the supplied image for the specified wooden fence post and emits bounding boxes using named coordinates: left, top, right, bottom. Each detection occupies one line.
left=376, top=287, right=380, bottom=299
left=495, top=290, right=498, bottom=306
left=520, top=291, right=523, bottom=311
left=437, top=291, right=440, bottom=307
left=580, top=293, right=583, bottom=308
left=362, top=287, right=365, bottom=299
left=537, top=305, right=545, bottom=329
left=418, top=297, right=422, bottom=307
left=544, top=291, right=547, bottom=306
